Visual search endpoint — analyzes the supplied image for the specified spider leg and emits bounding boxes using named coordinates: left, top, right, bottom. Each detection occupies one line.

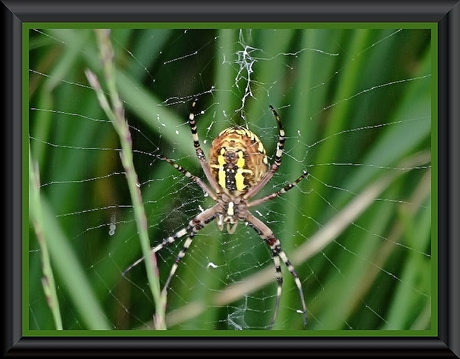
left=248, top=170, right=309, bottom=208
left=188, top=100, right=222, bottom=194
left=243, top=105, right=286, bottom=200
left=122, top=207, right=216, bottom=278
left=160, top=207, right=217, bottom=295
left=158, top=154, right=217, bottom=200
left=246, top=213, right=308, bottom=329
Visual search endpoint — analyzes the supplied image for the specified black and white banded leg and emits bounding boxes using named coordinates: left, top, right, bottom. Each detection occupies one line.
left=246, top=213, right=308, bottom=329
left=123, top=207, right=216, bottom=289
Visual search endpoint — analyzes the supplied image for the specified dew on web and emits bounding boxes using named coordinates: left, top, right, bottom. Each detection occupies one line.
left=29, top=27, right=432, bottom=331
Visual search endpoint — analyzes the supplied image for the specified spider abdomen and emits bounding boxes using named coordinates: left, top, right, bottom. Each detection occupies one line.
left=209, top=127, right=268, bottom=194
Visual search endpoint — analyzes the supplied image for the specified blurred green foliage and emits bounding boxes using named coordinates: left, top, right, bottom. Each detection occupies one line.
left=28, top=26, right=433, bottom=332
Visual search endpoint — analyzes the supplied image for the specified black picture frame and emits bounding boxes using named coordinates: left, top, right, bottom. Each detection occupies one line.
left=4, top=0, right=459, bottom=357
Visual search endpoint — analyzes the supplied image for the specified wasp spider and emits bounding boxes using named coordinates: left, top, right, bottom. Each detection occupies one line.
left=124, top=102, right=309, bottom=329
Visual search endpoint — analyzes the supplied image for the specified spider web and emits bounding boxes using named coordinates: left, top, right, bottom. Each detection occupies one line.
left=28, top=27, right=433, bottom=331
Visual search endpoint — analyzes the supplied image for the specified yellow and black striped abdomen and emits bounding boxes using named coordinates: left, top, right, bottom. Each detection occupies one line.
left=209, top=126, right=268, bottom=194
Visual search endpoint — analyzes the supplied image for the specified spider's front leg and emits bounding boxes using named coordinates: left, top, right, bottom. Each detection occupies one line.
left=246, top=213, right=308, bottom=329
left=123, top=207, right=216, bottom=294
left=157, top=208, right=218, bottom=297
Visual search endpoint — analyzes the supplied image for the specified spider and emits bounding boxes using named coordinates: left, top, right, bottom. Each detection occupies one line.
left=124, top=102, right=309, bottom=329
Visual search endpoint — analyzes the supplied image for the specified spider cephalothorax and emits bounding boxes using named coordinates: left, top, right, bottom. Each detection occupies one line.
left=124, top=102, right=309, bottom=329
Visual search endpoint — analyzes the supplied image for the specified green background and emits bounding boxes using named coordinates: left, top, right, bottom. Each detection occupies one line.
left=27, top=25, right=434, bottom=333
